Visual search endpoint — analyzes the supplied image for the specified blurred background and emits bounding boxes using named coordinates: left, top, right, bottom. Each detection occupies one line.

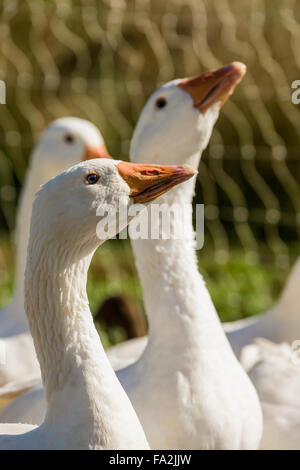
left=0, top=0, right=299, bottom=346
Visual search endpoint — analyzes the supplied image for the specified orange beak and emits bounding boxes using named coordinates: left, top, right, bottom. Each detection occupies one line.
left=84, top=143, right=111, bottom=160
left=117, top=162, right=197, bottom=204
left=178, top=62, right=246, bottom=113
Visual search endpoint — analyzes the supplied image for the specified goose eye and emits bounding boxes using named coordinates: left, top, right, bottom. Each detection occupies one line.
left=155, top=97, right=167, bottom=109
left=85, top=172, right=100, bottom=185
left=64, top=134, right=75, bottom=144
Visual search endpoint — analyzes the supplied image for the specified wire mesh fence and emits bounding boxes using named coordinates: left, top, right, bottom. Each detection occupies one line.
left=0, top=0, right=299, bottom=268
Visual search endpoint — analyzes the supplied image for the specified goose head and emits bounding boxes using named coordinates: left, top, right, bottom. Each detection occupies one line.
left=30, top=117, right=110, bottom=181
left=33, top=159, right=196, bottom=245
left=130, top=62, right=246, bottom=165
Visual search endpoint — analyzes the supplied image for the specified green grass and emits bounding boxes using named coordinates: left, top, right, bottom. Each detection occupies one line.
left=200, top=255, right=286, bottom=323
left=0, top=235, right=291, bottom=347
left=0, top=236, right=15, bottom=309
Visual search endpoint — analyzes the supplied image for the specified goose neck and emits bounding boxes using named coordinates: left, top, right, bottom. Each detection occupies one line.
left=24, top=232, right=122, bottom=433
left=25, top=237, right=98, bottom=394
left=13, top=159, right=49, bottom=313
left=25, top=226, right=148, bottom=448
left=130, top=149, right=223, bottom=350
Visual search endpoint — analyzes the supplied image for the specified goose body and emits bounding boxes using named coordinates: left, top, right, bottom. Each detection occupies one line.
left=114, top=63, right=262, bottom=449
left=241, top=338, right=300, bottom=450
left=0, top=118, right=108, bottom=390
left=0, top=158, right=191, bottom=449
left=0, top=64, right=262, bottom=449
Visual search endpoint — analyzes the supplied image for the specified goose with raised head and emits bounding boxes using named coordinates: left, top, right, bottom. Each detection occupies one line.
left=114, top=62, right=262, bottom=449
left=0, top=64, right=263, bottom=449
left=0, top=158, right=194, bottom=449
left=0, top=117, right=109, bottom=391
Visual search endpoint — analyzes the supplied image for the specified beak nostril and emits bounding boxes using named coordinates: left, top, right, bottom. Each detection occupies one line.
left=141, top=169, right=162, bottom=176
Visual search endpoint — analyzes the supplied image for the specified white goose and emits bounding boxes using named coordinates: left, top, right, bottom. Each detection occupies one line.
left=0, top=158, right=193, bottom=449
left=240, top=338, right=300, bottom=450
left=0, top=117, right=108, bottom=391
left=115, top=63, right=262, bottom=449
left=0, top=64, right=263, bottom=449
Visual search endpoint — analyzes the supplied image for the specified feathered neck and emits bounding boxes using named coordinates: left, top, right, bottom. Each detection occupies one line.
left=25, top=233, right=98, bottom=397
left=131, top=150, right=231, bottom=359
left=24, top=225, right=147, bottom=448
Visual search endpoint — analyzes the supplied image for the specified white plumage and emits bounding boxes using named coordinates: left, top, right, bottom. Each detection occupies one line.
left=241, top=338, right=300, bottom=450
left=113, top=63, right=262, bottom=449
left=0, top=158, right=191, bottom=449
